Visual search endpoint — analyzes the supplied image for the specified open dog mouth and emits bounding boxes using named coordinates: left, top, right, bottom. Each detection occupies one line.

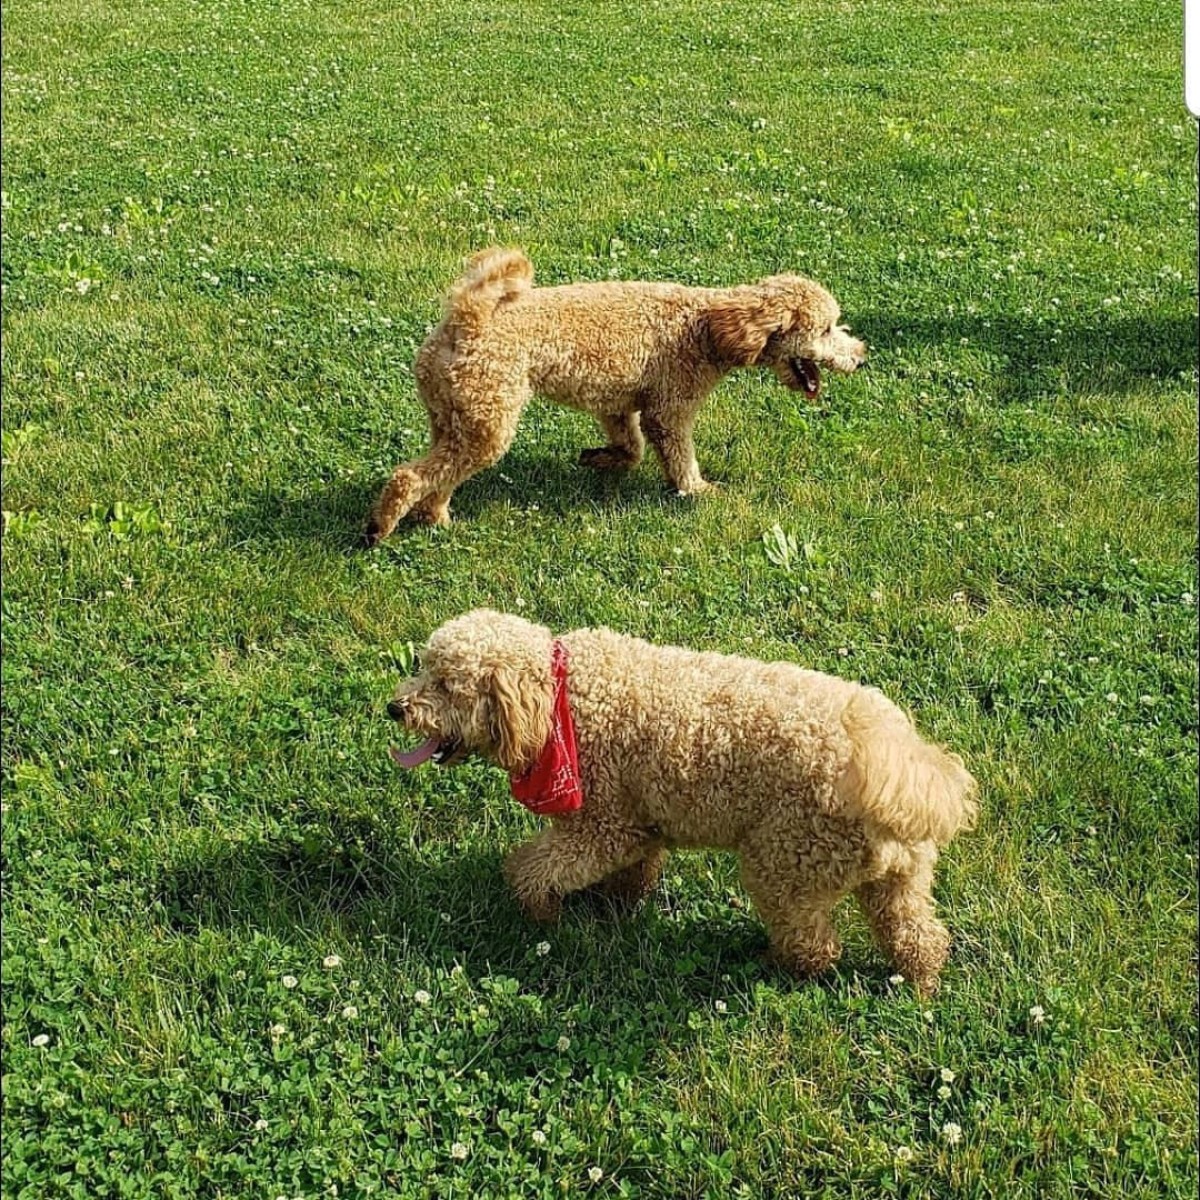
left=788, top=357, right=822, bottom=399
left=389, top=736, right=464, bottom=769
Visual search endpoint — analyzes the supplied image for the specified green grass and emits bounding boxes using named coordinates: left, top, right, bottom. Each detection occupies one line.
left=2, top=0, right=1197, bottom=1196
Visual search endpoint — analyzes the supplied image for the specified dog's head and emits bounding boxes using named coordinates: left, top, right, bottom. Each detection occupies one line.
left=706, top=274, right=866, bottom=399
left=387, top=610, right=553, bottom=775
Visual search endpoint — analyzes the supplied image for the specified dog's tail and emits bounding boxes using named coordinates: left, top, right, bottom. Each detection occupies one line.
left=444, top=247, right=533, bottom=336
left=840, top=690, right=978, bottom=847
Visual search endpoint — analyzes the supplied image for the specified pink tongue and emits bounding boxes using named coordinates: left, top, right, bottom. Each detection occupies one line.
left=389, top=739, right=442, bottom=769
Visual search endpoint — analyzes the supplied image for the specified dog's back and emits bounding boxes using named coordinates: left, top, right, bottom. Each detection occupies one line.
left=563, top=627, right=976, bottom=851
left=438, top=251, right=716, bottom=403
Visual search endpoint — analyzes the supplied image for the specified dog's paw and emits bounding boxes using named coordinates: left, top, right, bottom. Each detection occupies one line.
left=909, top=972, right=942, bottom=1000
left=579, top=446, right=635, bottom=471
left=673, top=479, right=721, bottom=498
left=515, top=890, right=562, bottom=924
left=362, top=522, right=383, bottom=549
left=591, top=857, right=664, bottom=912
left=765, top=939, right=842, bottom=981
left=412, top=504, right=451, bottom=527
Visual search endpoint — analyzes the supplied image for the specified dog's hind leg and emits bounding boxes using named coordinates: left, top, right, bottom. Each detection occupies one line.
left=579, top=412, right=645, bottom=471
left=365, top=388, right=527, bottom=545
left=854, top=844, right=950, bottom=996
left=738, top=835, right=854, bottom=979
left=409, top=408, right=454, bottom=527
left=504, top=822, right=654, bottom=923
left=744, top=876, right=845, bottom=979
left=366, top=457, right=441, bottom=545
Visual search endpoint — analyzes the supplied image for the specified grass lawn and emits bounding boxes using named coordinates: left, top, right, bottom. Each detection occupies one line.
left=2, top=0, right=1197, bottom=1196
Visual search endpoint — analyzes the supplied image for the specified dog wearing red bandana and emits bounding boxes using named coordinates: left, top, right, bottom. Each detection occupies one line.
left=387, top=609, right=977, bottom=996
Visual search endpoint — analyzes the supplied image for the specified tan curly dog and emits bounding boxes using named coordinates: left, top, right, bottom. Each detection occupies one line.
left=365, top=249, right=866, bottom=543
left=387, top=610, right=977, bottom=996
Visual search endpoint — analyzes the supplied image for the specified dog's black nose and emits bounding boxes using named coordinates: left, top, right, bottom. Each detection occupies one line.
left=386, top=699, right=405, bottom=721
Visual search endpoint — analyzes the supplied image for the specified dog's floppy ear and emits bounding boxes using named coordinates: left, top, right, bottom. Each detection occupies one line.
left=706, top=288, right=792, bottom=366
left=487, top=664, right=551, bottom=774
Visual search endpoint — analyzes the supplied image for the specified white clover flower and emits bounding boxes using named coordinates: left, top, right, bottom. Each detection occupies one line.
left=270, top=1023, right=287, bottom=1038
left=281, top=974, right=298, bottom=989
left=894, top=1145, right=914, bottom=1163
left=536, top=941, right=551, bottom=957
left=953, top=521, right=965, bottom=531
left=888, top=973, right=905, bottom=985
left=588, top=1166, right=604, bottom=1183
left=254, top=1118, right=269, bottom=1131
left=532, top=1130, right=547, bottom=1146
left=341, top=1005, right=358, bottom=1020
left=556, top=1035, right=571, bottom=1052
left=939, top=1067, right=956, bottom=1084
left=1182, top=592, right=1195, bottom=606
left=322, top=954, right=342, bottom=969
left=31, top=1034, right=50, bottom=1048
left=941, top=1122, right=963, bottom=1146
left=714, top=1000, right=728, bottom=1013
left=923, top=1010, right=935, bottom=1023
left=450, top=1142, right=469, bottom=1161
left=1105, top=693, right=1119, bottom=704
left=413, top=989, right=432, bottom=1006
left=1029, top=1004, right=1046, bottom=1026
left=937, top=1085, right=952, bottom=1100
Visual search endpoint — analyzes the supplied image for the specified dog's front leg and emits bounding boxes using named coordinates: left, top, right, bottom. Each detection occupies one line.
left=641, top=409, right=712, bottom=496
left=503, top=822, right=650, bottom=923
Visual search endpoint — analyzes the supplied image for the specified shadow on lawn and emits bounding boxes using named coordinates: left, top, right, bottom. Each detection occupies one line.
left=156, top=815, right=872, bottom=1006
left=223, top=451, right=683, bottom=551
left=855, top=310, right=1197, bottom=396
left=212, top=308, right=1198, bottom=552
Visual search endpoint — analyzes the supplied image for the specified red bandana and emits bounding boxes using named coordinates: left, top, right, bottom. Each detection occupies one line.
left=510, top=640, right=583, bottom=816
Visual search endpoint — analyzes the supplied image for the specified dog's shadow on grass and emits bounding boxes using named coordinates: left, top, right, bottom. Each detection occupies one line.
left=222, top=477, right=378, bottom=552
left=221, top=307, right=1193, bottom=552
left=442, top=449, right=681, bottom=523
left=858, top=310, right=1196, bottom=397
left=222, top=453, right=682, bottom=553
left=156, top=817, right=866, bottom=1012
